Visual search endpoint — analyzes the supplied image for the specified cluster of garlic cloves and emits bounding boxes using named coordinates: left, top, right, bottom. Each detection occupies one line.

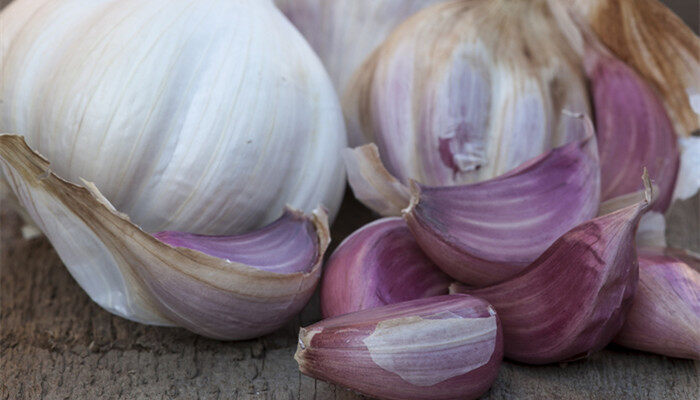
left=296, top=295, right=503, bottom=400
left=0, top=135, right=330, bottom=340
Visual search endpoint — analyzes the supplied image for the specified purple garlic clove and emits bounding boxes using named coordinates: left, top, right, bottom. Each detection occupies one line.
left=451, top=175, right=651, bottom=364
left=404, top=130, right=600, bottom=286
left=614, top=248, right=700, bottom=359
left=296, top=295, right=503, bottom=400
left=585, top=47, right=680, bottom=211
left=320, top=217, right=451, bottom=318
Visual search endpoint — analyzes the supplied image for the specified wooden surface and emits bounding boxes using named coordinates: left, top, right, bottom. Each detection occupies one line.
left=2, top=191, right=699, bottom=400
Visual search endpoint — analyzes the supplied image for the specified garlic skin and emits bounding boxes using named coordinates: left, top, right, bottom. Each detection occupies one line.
left=614, top=248, right=700, bottom=360
left=344, top=0, right=590, bottom=193
left=585, top=46, right=679, bottom=211
left=569, top=0, right=700, bottom=137
left=0, top=135, right=330, bottom=340
left=404, top=129, right=600, bottom=286
left=274, top=0, right=445, bottom=103
left=321, top=217, right=451, bottom=318
left=0, top=0, right=346, bottom=235
left=452, top=178, right=650, bottom=364
left=296, top=295, right=503, bottom=400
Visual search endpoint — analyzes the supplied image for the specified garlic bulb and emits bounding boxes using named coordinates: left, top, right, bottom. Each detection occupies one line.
left=0, top=0, right=346, bottom=338
left=568, top=0, right=700, bottom=137
left=344, top=0, right=590, bottom=198
left=274, top=0, right=446, bottom=108
left=1, top=0, right=346, bottom=235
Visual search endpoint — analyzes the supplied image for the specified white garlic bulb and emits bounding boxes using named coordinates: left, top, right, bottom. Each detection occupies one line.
left=0, top=0, right=346, bottom=339
left=1, top=0, right=346, bottom=235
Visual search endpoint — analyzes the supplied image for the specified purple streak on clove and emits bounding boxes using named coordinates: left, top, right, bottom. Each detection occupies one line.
left=614, top=248, right=700, bottom=359
left=321, top=217, right=451, bottom=318
left=296, top=295, right=503, bottom=400
left=404, top=132, right=600, bottom=286
left=586, top=48, right=679, bottom=211
left=451, top=182, right=650, bottom=364
left=154, top=208, right=319, bottom=274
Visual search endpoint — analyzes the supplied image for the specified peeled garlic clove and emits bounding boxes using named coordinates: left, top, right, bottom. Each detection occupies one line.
left=614, top=248, right=700, bottom=359
left=0, top=135, right=329, bottom=340
left=569, top=0, right=700, bottom=137
left=296, top=295, right=503, bottom=400
left=321, top=217, right=451, bottom=318
left=585, top=47, right=680, bottom=211
left=345, top=0, right=590, bottom=191
left=403, top=132, right=600, bottom=286
left=451, top=177, right=651, bottom=364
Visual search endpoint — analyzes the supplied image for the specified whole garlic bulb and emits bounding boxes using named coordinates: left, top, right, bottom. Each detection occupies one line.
left=345, top=0, right=590, bottom=187
left=1, top=0, right=346, bottom=235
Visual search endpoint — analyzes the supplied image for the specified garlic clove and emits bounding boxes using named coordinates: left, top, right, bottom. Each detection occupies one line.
left=321, top=217, right=451, bottom=318
left=296, top=294, right=503, bottom=400
left=451, top=174, right=651, bottom=364
left=569, top=0, right=700, bottom=137
left=344, top=0, right=591, bottom=190
left=585, top=46, right=680, bottom=212
left=0, top=134, right=329, bottom=340
left=403, top=130, right=600, bottom=286
left=342, top=144, right=412, bottom=216
left=614, top=248, right=700, bottom=360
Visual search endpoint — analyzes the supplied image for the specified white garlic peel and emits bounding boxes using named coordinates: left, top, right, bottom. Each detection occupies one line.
left=1, top=0, right=346, bottom=235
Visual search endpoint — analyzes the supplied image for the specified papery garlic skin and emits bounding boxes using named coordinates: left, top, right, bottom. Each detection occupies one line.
left=321, top=217, right=451, bottom=318
left=274, top=0, right=445, bottom=104
left=452, top=181, right=650, bottom=364
left=0, top=135, right=330, bottom=340
left=345, top=0, right=590, bottom=188
left=569, top=0, right=700, bottom=137
left=614, top=248, right=700, bottom=359
left=296, top=295, right=503, bottom=400
left=0, top=0, right=346, bottom=235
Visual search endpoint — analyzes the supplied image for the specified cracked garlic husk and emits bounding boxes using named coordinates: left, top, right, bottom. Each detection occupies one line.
left=296, top=295, right=503, bottom=400
left=343, top=0, right=590, bottom=208
left=0, top=135, right=330, bottom=340
left=0, top=0, right=345, bottom=338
